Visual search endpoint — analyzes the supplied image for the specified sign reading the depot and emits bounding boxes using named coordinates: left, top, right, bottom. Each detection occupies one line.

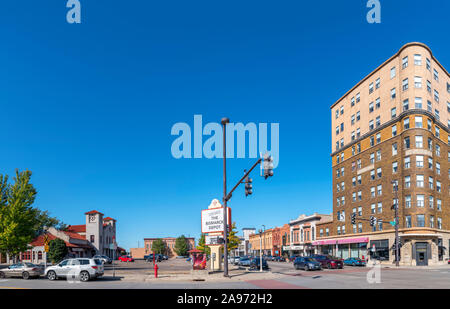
left=201, top=207, right=231, bottom=233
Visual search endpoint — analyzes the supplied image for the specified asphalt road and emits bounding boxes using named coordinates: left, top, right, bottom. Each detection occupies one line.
left=1, top=260, right=450, bottom=289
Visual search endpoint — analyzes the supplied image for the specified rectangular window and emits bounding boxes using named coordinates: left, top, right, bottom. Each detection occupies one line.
left=405, top=216, right=411, bottom=228
left=415, top=135, right=423, bottom=148
left=414, top=76, right=422, bottom=88
left=377, top=184, right=382, bottom=196
left=369, top=82, right=374, bottom=94
left=403, top=99, right=409, bottom=111
left=404, top=118, right=410, bottom=129
left=417, top=215, right=425, bottom=228
left=416, top=175, right=424, bottom=187
left=392, top=125, right=397, bottom=137
left=392, top=143, right=398, bottom=156
left=416, top=155, right=424, bottom=168
left=402, top=78, right=409, bottom=91
left=404, top=156, right=411, bottom=168
left=391, top=107, right=397, bottom=119
left=402, top=56, right=408, bottom=69
left=369, top=102, right=374, bottom=113
left=415, top=97, right=422, bottom=109
left=417, top=195, right=424, bottom=207
left=392, top=161, right=398, bottom=173
left=405, top=195, right=411, bottom=208
left=414, top=54, right=422, bottom=65
left=404, top=137, right=410, bottom=149
left=391, top=88, right=396, bottom=99
left=390, top=67, right=396, bottom=79
left=376, top=78, right=380, bottom=89
left=405, top=176, right=411, bottom=188
left=433, top=69, right=439, bottom=82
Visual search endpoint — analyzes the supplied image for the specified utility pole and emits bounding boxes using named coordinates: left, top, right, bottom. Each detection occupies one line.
left=392, top=180, right=400, bottom=267
left=259, top=228, right=263, bottom=272
left=221, top=117, right=230, bottom=277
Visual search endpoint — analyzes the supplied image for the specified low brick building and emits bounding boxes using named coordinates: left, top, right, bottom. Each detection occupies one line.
left=143, top=237, right=195, bottom=257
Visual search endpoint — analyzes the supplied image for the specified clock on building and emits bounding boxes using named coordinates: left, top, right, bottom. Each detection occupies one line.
left=89, top=214, right=96, bottom=222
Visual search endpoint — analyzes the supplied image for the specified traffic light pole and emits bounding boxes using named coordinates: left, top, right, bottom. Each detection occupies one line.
left=221, top=118, right=229, bottom=277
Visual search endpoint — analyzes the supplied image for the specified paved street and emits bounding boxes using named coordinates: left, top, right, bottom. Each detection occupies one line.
left=1, top=260, right=450, bottom=289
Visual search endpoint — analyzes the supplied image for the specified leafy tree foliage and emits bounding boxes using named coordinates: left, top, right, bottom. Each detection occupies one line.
left=48, top=238, right=68, bottom=263
left=196, top=234, right=211, bottom=255
left=151, top=239, right=167, bottom=255
left=174, top=235, right=189, bottom=256
left=0, top=170, right=64, bottom=261
left=227, top=222, right=240, bottom=253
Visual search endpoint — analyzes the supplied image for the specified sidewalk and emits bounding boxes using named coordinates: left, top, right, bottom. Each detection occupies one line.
left=120, top=267, right=283, bottom=283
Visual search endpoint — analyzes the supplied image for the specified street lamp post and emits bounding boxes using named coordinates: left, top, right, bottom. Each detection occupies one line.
left=221, top=117, right=230, bottom=277
left=392, top=180, right=400, bottom=267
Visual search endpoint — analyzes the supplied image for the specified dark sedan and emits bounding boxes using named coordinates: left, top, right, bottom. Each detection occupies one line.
left=250, top=258, right=269, bottom=270
left=238, top=257, right=252, bottom=267
left=312, top=255, right=343, bottom=269
left=293, top=257, right=322, bottom=271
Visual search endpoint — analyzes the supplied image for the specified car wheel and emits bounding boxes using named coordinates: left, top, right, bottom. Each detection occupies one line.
left=47, top=271, right=57, bottom=281
left=0, top=271, right=5, bottom=279
left=22, top=272, right=30, bottom=280
left=305, top=265, right=309, bottom=271
left=80, top=271, right=90, bottom=282
left=352, top=262, right=356, bottom=266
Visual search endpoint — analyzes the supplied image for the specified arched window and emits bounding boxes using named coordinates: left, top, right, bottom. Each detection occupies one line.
left=38, top=251, right=42, bottom=260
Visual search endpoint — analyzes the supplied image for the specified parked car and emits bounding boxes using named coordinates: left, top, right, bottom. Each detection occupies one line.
left=343, top=258, right=366, bottom=267
left=145, top=254, right=162, bottom=262
left=45, top=258, right=104, bottom=282
left=118, top=255, right=134, bottom=262
left=93, top=255, right=112, bottom=264
left=0, top=262, right=43, bottom=279
left=162, top=255, right=169, bottom=260
left=233, top=256, right=241, bottom=265
left=311, top=255, right=343, bottom=269
left=273, top=256, right=284, bottom=262
left=293, top=257, right=322, bottom=271
left=250, top=258, right=269, bottom=270
left=238, top=257, right=252, bottom=267
left=176, top=256, right=188, bottom=259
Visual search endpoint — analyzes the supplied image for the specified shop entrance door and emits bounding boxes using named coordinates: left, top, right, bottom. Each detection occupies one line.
left=415, top=243, right=428, bottom=266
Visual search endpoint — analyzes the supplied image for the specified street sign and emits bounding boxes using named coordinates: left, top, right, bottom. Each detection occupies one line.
left=44, top=244, right=49, bottom=252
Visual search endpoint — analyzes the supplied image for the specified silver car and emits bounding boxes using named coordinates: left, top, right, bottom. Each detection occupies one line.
left=93, top=255, right=112, bottom=264
left=45, top=258, right=104, bottom=282
left=0, top=262, right=43, bottom=279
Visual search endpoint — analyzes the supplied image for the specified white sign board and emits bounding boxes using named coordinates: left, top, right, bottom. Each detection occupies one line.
left=201, top=207, right=231, bottom=233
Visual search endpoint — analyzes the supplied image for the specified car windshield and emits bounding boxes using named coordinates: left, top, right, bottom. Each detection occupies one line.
left=304, top=258, right=317, bottom=262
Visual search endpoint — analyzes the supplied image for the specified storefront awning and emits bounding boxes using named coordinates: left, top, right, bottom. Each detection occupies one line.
left=313, top=237, right=369, bottom=246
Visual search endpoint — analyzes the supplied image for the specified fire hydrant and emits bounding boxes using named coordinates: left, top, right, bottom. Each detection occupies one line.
left=154, top=263, right=159, bottom=278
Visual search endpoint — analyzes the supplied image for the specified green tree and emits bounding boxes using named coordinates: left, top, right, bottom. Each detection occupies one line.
left=32, top=209, right=66, bottom=237
left=0, top=170, right=39, bottom=261
left=174, top=235, right=189, bottom=256
left=196, top=234, right=211, bottom=255
left=227, top=222, right=240, bottom=254
left=47, top=238, right=68, bottom=263
left=151, top=239, right=166, bottom=255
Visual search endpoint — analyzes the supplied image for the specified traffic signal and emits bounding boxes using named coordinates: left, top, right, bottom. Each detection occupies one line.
left=351, top=213, right=356, bottom=224
left=245, top=176, right=253, bottom=197
left=262, top=154, right=274, bottom=179
left=370, top=216, right=377, bottom=227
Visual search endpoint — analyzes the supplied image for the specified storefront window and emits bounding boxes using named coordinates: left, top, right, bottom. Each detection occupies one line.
left=370, top=239, right=390, bottom=261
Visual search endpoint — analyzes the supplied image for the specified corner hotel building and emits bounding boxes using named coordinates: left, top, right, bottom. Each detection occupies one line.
left=314, top=42, right=450, bottom=266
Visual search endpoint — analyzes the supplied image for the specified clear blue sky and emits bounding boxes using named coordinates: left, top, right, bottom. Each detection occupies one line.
left=1, top=0, right=449, bottom=250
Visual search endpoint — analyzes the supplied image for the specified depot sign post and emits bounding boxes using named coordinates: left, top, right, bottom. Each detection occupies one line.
left=202, top=199, right=231, bottom=271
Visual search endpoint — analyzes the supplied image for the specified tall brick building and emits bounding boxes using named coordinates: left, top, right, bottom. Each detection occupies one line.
left=317, top=42, right=450, bottom=266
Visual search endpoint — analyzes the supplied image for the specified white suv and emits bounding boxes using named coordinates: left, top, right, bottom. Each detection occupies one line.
left=45, top=258, right=104, bottom=282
